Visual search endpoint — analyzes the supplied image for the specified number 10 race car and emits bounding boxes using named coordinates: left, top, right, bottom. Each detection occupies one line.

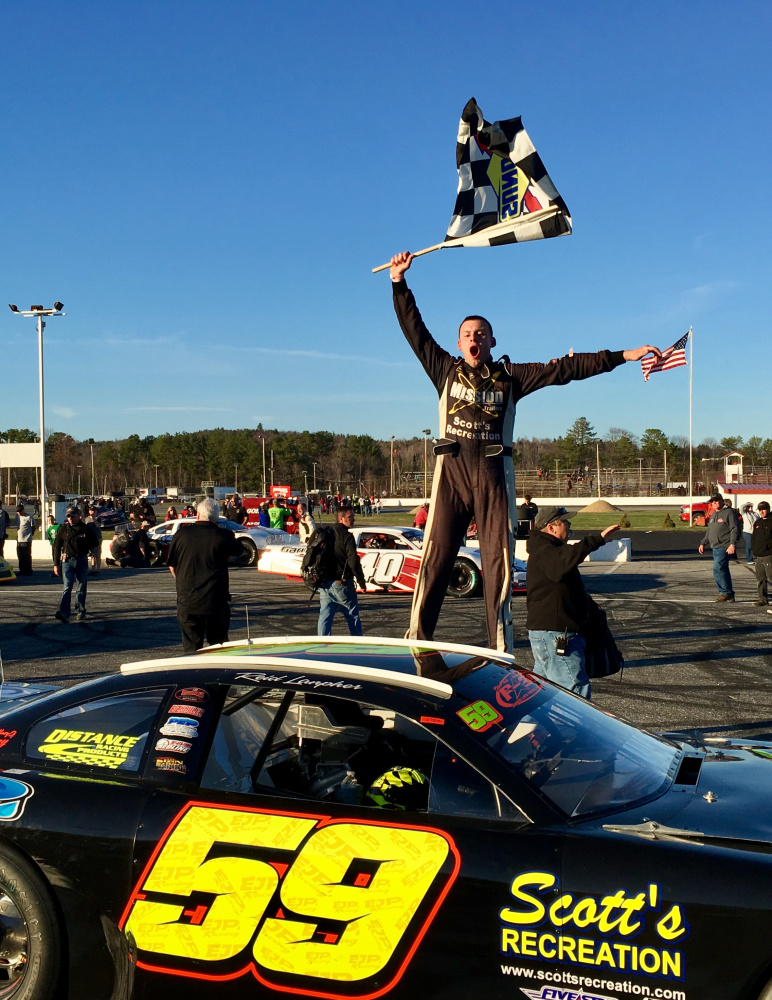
left=257, top=524, right=527, bottom=597
left=0, top=635, right=771, bottom=999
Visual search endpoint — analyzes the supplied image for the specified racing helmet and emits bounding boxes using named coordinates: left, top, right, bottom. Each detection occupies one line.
left=365, top=767, right=429, bottom=811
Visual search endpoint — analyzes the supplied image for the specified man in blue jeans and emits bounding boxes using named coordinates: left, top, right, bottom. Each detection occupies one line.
left=52, top=507, right=100, bottom=623
left=317, top=507, right=367, bottom=636
left=699, top=494, right=738, bottom=602
left=526, top=506, right=619, bottom=699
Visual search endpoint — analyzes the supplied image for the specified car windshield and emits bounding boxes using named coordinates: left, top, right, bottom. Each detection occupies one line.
left=400, top=529, right=424, bottom=548
left=452, top=665, right=679, bottom=818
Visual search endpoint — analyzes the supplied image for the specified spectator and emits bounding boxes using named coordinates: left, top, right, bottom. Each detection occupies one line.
left=14, top=504, right=36, bottom=577
left=414, top=503, right=429, bottom=529
left=316, top=507, right=367, bottom=636
left=166, top=505, right=179, bottom=521
left=752, top=502, right=772, bottom=608
left=268, top=498, right=291, bottom=530
left=257, top=502, right=270, bottom=528
left=518, top=494, right=539, bottom=526
left=52, top=506, right=100, bottom=623
left=0, top=504, right=7, bottom=559
left=230, top=495, right=249, bottom=526
left=698, top=494, right=738, bottom=602
left=741, top=503, right=759, bottom=565
left=86, top=505, right=103, bottom=576
left=296, top=502, right=316, bottom=543
left=526, top=506, right=619, bottom=698
left=45, top=515, right=60, bottom=574
left=166, top=497, right=242, bottom=652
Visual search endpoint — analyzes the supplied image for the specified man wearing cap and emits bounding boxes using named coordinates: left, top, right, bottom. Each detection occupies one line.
left=52, top=507, right=100, bottom=622
left=751, top=501, right=772, bottom=608
left=526, top=507, right=619, bottom=698
left=698, top=494, right=738, bottom=602
left=388, top=251, right=661, bottom=653
left=14, top=504, right=36, bottom=577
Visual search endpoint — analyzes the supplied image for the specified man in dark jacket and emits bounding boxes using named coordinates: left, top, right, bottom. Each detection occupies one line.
left=699, top=494, right=739, bottom=601
left=167, top=498, right=242, bottom=652
left=388, top=251, right=661, bottom=653
left=317, top=507, right=367, bottom=636
left=526, top=506, right=618, bottom=698
left=751, top=501, right=772, bottom=607
left=52, top=506, right=100, bottom=623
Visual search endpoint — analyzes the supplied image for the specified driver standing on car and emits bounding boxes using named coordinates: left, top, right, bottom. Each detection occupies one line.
left=389, top=251, right=661, bottom=652
left=166, top=497, right=243, bottom=652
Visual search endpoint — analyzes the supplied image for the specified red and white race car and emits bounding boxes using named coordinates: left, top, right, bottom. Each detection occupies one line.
left=257, top=524, right=527, bottom=597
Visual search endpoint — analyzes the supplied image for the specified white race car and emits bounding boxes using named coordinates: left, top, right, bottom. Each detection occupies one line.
left=144, top=517, right=300, bottom=568
left=257, top=524, right=527, bottom=597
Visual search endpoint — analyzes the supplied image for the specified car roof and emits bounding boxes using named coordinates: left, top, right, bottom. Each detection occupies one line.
left=121, top=635, right=515, bottom=701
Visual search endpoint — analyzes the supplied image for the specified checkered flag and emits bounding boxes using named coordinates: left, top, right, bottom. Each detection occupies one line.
left=445, top=98, right=572, bottom=247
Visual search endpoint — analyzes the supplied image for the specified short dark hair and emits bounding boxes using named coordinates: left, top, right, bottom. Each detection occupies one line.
left=459, top=315, right=493, bottom=337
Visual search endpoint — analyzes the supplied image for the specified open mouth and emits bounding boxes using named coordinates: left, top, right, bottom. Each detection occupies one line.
left=469, top=344, right=480, bottom=358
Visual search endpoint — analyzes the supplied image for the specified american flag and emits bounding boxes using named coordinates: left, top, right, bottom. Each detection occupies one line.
left=641, top=330, right=690, bottom=381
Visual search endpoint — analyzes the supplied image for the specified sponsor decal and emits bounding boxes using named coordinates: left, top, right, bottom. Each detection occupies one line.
left=154, top=757, right=186, bottom=774
left=457, top=700, right=503, bottom=732
left=37, top=729, right=141, bottom=769
left=155, top=738, right=192, bottom=754
left=0, top=728, right=18, bottom=750
left=236, top=671, right=363, bottom=691
left=495, top=671, right=542, bottom=710
left=167, top=704, right=204, bottom=719
left=0, top=776, right=33, bottom=820
left=121, top=803, right=459, bottom=997
left=174, top=687, right=209, bottom=703
left=420, top=716, right=445, bottom=726
left=500, top=871, right=689, bottom=980
left=448, top=371, right=504, bottom=414
left=159, top=717, right=199, bottom=739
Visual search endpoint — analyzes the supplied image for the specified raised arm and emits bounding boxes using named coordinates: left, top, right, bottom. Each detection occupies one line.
left=389, top=251, right=453, bottom=393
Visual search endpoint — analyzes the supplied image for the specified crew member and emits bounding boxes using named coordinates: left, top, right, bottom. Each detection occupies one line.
left=167, top=497, right=243, bottom=652
left=316, top=506, right=367, bottom=636
left=53, top=506, right=100, bottom=623
left=389, top=251, right=661, bottom=651
left=752, top=501, right=772, bottom=608
left=526, top=506, right=618, bottom=698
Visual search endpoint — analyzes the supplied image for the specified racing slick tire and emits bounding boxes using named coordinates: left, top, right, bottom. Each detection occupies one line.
left=232, top=539, right=258, bottom=567
left=148, top=540, right=165, bottom=567
left=446, top=559, right=481, bottom=599
left=0, top=842, right=63, bottom=999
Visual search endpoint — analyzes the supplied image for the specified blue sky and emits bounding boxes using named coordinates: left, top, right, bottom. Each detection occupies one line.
left=3, top=1, right=770, bottom=447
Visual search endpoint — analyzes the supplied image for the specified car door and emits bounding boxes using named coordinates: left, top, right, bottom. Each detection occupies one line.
left=126, top=681, right=566, bottom=1000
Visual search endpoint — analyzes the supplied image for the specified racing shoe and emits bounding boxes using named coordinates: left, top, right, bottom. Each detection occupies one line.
left=54, top=611, right=69, bottom=624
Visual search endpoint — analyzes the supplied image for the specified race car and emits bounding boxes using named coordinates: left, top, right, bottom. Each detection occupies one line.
left=144, top=517, right=299, bottom=567
left=258, top=524, right=527, bottom=597
left=0, top=634, right=771, bottom=1000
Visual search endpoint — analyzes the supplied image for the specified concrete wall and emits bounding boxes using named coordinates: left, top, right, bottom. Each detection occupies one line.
left=381, top=496, right=698, bottom=510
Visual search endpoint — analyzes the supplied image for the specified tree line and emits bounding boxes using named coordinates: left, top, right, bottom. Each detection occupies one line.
left=1, top=421, right=768, bottom=497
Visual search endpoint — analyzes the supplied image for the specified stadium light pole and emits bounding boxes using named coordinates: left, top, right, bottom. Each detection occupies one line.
left=422, top=429, right=431, bottom=499
left=154, top=464, right=160, bottom=489
left=77, top=465, right=82, bottom=496
left=8, top=302, right=65, bottom=518
left=89, top=440, right=95, bottom=497
left=312, top=462, right=317, bottom=490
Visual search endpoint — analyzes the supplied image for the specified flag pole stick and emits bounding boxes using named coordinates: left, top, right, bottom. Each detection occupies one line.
left=371, top=205, right=565, bottom=273
left=688, top=327, right=694, bottom=524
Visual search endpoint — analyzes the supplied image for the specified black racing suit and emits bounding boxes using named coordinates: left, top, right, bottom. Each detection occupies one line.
left=393, top=278, right=626, bottom=652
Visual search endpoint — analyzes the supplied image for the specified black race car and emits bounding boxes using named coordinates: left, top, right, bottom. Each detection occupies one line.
left=0, top=637, right=771, bottom=1000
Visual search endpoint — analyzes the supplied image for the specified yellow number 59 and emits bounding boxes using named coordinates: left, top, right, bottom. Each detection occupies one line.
left=121, top=802, right=459, bottom=996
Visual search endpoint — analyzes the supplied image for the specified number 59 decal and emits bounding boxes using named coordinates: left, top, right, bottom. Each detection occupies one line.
left=121, top=802, right=460, bottom=998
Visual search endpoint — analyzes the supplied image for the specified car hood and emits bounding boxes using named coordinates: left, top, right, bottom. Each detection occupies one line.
left=601, top=737, right=772, bottom=848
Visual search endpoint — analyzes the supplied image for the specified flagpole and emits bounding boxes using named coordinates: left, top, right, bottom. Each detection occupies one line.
left=371, top=205, right=565, bottom=272
left=688, top=327, right=694, bottom=524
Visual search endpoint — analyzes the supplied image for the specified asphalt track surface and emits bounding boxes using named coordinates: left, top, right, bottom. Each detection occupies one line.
left=2, top=530, right=772, bottom=740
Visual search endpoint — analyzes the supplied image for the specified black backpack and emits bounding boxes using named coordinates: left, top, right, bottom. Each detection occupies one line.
left=301, top=526, right=335, bottom=591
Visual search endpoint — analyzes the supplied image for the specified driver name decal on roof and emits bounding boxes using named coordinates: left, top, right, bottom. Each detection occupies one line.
left=236, top=671, right=364, bottom=692
left=121, top=802, right=460, bottom=998
left=36, top=729, right=141, bottom=769
left=499, top=871, right=690, bottom=980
